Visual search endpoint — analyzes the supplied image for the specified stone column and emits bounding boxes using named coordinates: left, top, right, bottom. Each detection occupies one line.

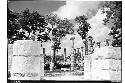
left=80, top=47, right=84, bottom=71
left=50, top=47, right=55, bottom=71
left=10, top=40, right=43, bottom=80
left=70, top=37, right=75, bottom=71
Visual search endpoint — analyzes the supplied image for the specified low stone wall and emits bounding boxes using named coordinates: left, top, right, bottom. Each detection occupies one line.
left=91, top=46, right=121, bottom=59
left=92, top=69, right=121, bottom=81
left=10, top=40, right=44, bottom=80
left=92, top=59, right=121, bottom=71
left=84, top=55, right=92, bottom=80
left=8, top=44, right=13, bottom=71
left=8, top=42, right=121, bottom=81
left=84, top=46, right=121, bottom=82
left=91, top=46, right=121, bottom=82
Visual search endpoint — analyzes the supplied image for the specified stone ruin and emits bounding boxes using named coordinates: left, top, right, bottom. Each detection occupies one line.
left=10, top=40, right=44, bottom=80
left=8, top=40, right=121, bottom=81
left=84, top=46, right=121, bottom=82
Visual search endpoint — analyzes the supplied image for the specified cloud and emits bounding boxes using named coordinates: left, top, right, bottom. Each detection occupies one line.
left=87, top=8, right=111, bottom=42
left=53, top=1, right=101, bottom=20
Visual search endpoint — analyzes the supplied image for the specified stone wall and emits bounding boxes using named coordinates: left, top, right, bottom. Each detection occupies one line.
left=84, top=46, right=121, bottom=82
left=10, top=40, right=44, bottom=80
left=8, top=44, right=13, bottom=71
left=84, top=55, right=92, bottom=80
left=91, top=46, right=121, bottom=82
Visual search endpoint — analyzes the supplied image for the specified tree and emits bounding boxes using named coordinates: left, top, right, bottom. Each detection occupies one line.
left=102, top=1, right=122, bottom=47
left=45, top=14, right=74, bottom=70
left=75, top=15, right=91, bottom=55
left=19, top=8, right=50, bottom=42
left=8, top=8, right=23, bottom=44
left=8, top=8, right=50, bottom=44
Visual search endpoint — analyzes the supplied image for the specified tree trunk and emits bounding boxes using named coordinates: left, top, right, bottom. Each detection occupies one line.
left=28, top=32, right=30, bottom=40
left=83, top=38, right=88, bottom=55
left=52, top=48, right=56, bottom=64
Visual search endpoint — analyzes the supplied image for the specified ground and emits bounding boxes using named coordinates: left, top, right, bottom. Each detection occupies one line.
left=43, top=70, right=84, bottom=80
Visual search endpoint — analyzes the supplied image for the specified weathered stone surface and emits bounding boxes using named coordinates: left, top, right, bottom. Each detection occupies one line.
left=90, top=46, right=121, bottom=82
left=84, top=55, right=92, bottom=80
left=84, top=47, right=121, bottom=81
left=13, top=40, right=42, bottom=55
left=10, top=40, right=44, bottom=80
left=92, top=69, right=121, bottom=81
left=11, top=56, right=41, bottom=80
left=91, top=46, right=121, bottom=59
left=84, top=56, right=92, bottom=72
left=92, top=59, right=121, bottom=71
left=8, top=44, right=13, bottom=71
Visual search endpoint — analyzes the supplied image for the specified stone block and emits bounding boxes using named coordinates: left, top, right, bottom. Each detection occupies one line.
left=84, top=56, right=92, bottom=72
left=84, top=55, right=92, bottom=80
left=91, top=46, right=121, bottom=60
left=92, top=59, right=121, bottom=71
left=13, top=40, right=42, bottom=55
left=11, top=56, right=41, bottom=80
left=10, top=40, right=44, bottom=80
left=84, top=71, right=92, bottom=80
left=92, top=69, right=121, bottom=82
left=8, top=44, right=13, bottom=71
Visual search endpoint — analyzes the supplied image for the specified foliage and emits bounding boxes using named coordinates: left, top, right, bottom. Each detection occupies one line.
left=46, top=14, right=74, bottom=49
left=103, top=1, right=122, bottom=47
left=75, top=15, right=91, bottom=39
left=45, top=14, right=74, bottom=69
left=75, top=15, right=91, bottom=55
left=8, top=8, right=21, bottom=44
left=8, top=8, right=50, bottom=44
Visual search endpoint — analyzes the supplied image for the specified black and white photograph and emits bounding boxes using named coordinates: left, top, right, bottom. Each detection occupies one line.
left=7, top=0, right=122, bottom=83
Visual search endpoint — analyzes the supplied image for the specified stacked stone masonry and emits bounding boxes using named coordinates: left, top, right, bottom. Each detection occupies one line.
left=91, top=46, right=121, bottom=82
left=10, top=40, right=44, bottom=80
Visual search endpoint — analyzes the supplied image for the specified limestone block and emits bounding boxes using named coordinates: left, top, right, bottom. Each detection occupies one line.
left=91, top=46, right=121, bottom=59
left=84, top=56, right=92, bottom=72
left=40, top=62, right=44, bottom=78
left=11, top=56, right=41, bottom=80
left=84, top=71, right=92, bottom=80
left=92, top=69, right=121, bottom=82
left=13, top=40, right=42, bottom=55
left=92, top=59, right=121, bottom=71
left=110, top=70, right=121, bottom=82
left=40, top=54, right=44, bottom=77
left=10, top=40, right=44, bottom=80
left=8, top=44, right=13, bottom=71
left=84, top=56, right=92, bottom=80
left=107, top=47, right=121, bottom=59
left=11, top=56, right=40, bottom=73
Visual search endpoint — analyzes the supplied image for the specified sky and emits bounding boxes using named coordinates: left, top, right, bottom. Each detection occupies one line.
left=8, top=0, right=65, bottom=15
left=8, top=0, right=104, bottom=18
left=53, top=1, right=101, bottom=19
left=8, top=0, right=112, bottom=55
